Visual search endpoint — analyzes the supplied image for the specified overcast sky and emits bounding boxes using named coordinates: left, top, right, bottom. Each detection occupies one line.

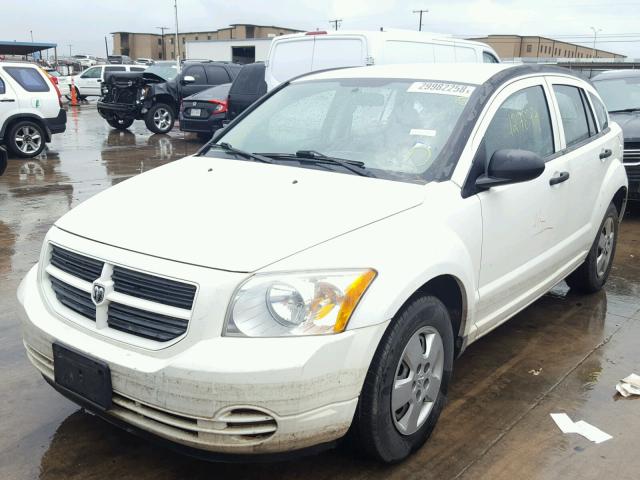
left=2, top=0, right=640, bottom=58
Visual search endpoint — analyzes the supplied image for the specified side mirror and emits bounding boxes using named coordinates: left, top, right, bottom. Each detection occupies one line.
left=476, top=149, right=545, bottom=190
left=0, top=147, right=7, bottom=176
left=182, top=75, right=195, bottom=84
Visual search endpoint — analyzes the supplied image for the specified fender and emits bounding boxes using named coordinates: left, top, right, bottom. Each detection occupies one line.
left=0, top=113, right=52, bottom=143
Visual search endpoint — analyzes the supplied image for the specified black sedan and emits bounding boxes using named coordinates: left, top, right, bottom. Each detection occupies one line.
left=179, top=83, right=231, bottom=139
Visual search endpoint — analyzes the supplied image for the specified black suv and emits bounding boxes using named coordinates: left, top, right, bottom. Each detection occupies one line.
left=593, top=70, right=640, bottom=202
left=98, top=61, right=241, bottom=134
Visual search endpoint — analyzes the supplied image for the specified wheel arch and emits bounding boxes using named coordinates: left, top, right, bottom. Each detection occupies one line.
left=612, top=186, right=627, bottom=220
left=152, top=94, right=178, bottom=114
left=0, top=114, right=51, bottom=143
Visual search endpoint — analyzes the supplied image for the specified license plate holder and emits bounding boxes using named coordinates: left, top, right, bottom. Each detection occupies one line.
left=53, top=343, right=112, bottom=411
left=190, top=108, right=201, bottom=117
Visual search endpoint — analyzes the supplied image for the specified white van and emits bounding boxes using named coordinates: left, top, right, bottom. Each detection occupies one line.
left=265, top=29, right=500, bottom=90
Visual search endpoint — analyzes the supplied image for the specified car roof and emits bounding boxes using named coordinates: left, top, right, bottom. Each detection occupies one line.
left=295, top=63, right=513, bottom=86
left=592, top=69, right=640, bottom=80
left=0, top=61, right=41, bottom=68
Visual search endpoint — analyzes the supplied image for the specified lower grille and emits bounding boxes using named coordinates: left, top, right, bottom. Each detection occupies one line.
left=107, top=303, right=188, bottom=341
left=50, top=276, right=96, bottom=320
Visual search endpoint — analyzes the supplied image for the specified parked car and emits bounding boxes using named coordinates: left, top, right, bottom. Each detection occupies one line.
left=265, top=29, right=501, bottom=90
left=227, top=62, right=267, bottom=121
left=107, top=55, right=133, bottom=65
left=0, top=62, right=66, bottom=157
left=593, top=70, right=640, bottom=202
left=19, top=64, right=627, bottom=463
left=179, top=83, right=231, bottom=138
left=135, top=58, right=155, bottom=66
left=58, top=64, right=147, bottom=100
left=98, top=60, right=241, bottom=133
left=72, top=54, right=98, bottom=68
left=0, top=145, right=7, bottom=175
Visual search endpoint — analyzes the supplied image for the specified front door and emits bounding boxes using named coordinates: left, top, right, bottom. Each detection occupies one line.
left=472, top=78, right=573, bottom=335
left=75, top=66, right=102, bottom=96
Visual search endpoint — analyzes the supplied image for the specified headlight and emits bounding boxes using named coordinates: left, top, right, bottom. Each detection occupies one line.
left=225, top=269, right=377, bottom=337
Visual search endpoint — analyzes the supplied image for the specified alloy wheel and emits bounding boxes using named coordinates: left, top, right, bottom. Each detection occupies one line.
left=15, top=126, right=42, bottom=155
left=392, top=325, right=444, bottom=436
left=596, top=216, right=615, bottom=278
left=153, top=108, right=171, bottom=131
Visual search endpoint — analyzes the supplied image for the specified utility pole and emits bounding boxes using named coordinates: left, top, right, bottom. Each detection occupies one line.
left=329, top=19, right=342, bottom=30
left=590, top=26, right=602, bottom=59
left=104, top=36, right=109, bottom=58
left=156, top=26, right=169, bottom=59
left=413, top=9, right=429, bottom=31
left=174, top=0, right=180, bottom=64
left=67, top=44, right=72, bottom=57
left=30, top=30, right=34, bottom=42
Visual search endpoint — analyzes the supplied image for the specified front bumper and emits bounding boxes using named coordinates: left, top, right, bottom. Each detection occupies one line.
left=19, top=260, right=387, bottom=455
left=97, top=101, right=139, bottom=118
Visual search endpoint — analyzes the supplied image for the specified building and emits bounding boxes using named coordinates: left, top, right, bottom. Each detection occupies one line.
left=468, top=35, right=625, bottom=60
left=111, top=23, right=302, bottom=61
left=186, top=38, right=273, bottom=64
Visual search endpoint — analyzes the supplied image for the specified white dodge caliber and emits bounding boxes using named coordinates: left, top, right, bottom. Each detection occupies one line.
left=19, top=64, right=628, bottom=462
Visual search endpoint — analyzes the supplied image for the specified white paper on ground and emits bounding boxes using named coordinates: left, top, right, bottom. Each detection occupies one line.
left=550, top=413, right=612, bottom=444
left=622, top=373, right=640, bottom=389
left=615, top=373, right=640, bottom=397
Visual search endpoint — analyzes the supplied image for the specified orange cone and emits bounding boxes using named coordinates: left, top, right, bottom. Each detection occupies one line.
left=70, top=78, right=78, bottom=106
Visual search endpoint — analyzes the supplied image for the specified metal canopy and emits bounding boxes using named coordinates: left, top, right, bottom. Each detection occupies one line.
left=0, top=41, right=57, bottom=55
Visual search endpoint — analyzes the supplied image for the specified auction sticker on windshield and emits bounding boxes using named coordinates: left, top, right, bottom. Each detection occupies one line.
left=408, top=81, right=476, bottom=97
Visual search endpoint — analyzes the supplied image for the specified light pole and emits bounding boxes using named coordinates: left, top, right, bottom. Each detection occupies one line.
left=30, top=30, right=34, bottom=42
left=590, top=26, right=602, bottom=59
left=174, top=0, right=180, bottom=65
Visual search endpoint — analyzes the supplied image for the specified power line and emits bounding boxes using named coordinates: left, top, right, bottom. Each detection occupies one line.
left=329, top=19, right=342, bottom=30
left=412, top=9, right=429, bottom=32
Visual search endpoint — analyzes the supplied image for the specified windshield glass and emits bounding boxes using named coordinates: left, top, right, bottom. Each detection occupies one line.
left=145, top=62, right=180, bottom=81
left=209, top=78, right=474, bottom=182
left=594, top=76, right=640, bottom=111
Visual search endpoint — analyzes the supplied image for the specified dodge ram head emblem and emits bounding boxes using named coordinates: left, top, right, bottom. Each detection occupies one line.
left=92, top=284, right=106, bottom=304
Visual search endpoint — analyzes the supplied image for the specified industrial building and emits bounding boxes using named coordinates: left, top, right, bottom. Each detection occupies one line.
left=469, top=34, right=625, bottom=60
left=111, top=23, right=302, bottom=61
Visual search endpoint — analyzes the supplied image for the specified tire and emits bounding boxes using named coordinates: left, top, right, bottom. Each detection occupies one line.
left=106, top=117, right=134, bottom=130
left=196, top=132, right=212, bottom=141
left=352, top=295, right=454, bottom=463
left=6, top=120, right=46, bottom=158
left=144, top=103, right=175, bottom=134
left=566, top=202, right=619, bottom=293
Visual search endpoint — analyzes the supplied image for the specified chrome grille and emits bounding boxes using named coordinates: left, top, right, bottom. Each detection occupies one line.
left=108, top=303, right=189, bottom=341
left=113, top=266, right=196, bottom=310
left=50, top=245, right=104, bottom=282
left=624, top=142, right=640, bottom=164
left=50, top=276, right=96, bottom=320
left=46, top=243, right=196, bottom=343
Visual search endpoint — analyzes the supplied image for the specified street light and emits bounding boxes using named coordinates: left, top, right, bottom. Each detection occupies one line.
left=590, top=26, right=602, bottom=59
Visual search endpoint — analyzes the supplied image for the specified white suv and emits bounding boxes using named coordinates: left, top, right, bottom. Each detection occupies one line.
left=0, top=62, right=66, bottom=158
left=58, top=64, right=147, bottom=100
left=19, top=64, right=627, bottom=462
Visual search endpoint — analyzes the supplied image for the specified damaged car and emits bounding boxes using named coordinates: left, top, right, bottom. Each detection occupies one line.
left=98, top=60, right=240, bottom=134
left=19, top=64, right=628, bottom=463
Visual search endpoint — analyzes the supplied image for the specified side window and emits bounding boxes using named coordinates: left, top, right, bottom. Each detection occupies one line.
left=482, top=85, right=554, bottom=161
left=580, top=90, right=597, bottom=136
left=553, top=85, right=591, bottom=147
left=483, top=52, right=499, bottom=63
left=4, top=67, right=49, bottom=92
left=184, top=65, right=206, bottom=84
left=205, top=66, right=231, bottom=85
left=0, top=77, right=5, bottom=95
left=130, top=67, right=145, bottom=72
left=589, top=92, right=609, bottom=130
left=81, top=67, right=101, bottom=78
left=104, top=66, right=126, bottom=73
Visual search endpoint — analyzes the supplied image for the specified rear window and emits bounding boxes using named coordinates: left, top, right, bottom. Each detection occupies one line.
left=4, top=67, right=49, bottom=92
left=205, top=66, right=231, bottom=85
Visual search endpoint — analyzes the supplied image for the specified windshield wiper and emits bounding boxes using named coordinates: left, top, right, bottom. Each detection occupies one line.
left=259, top=150, right=373, bottom=177
left=210, top=142, right=274, bottom=164
left=609, top=107, right=640, bottom=113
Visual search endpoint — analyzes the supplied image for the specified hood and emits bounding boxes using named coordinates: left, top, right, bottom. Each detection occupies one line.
left=610, top=112, right=640, bottom=142
left=105, top=71, right=167, bottom=86
left=55, top=156, right=425, bottom=272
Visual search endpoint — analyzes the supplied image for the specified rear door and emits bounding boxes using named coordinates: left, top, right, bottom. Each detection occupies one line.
left=311, top=36, right=367, bottom=70
left=227, top=63, right=266, bottom=120
left=546, top=76, right=620, bottom=253
left=0, top=71, right=18, bottom=131
left=266, top=37, right=314, bottom=90
left=2, top=66, right=58, bottom=118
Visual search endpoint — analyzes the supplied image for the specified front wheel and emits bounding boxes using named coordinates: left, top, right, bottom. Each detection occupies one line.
left=145, top=103, right=174, bottom=134
left=352, top=295, right=454, bottom=463
left=566, top=202, right=619, bottom=293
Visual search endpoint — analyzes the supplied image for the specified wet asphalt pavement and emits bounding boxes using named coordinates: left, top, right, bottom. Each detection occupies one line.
left=1, top=104, right=639, bottom=480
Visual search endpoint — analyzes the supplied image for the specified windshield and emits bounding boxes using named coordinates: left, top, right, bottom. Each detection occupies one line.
left=209, top=78, right=473, bottom=182
left=145, top=62, right=180, bottom=81
left=594, top=76, right=640, bottom=111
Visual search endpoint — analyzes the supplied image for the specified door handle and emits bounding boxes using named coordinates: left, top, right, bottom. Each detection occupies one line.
left=599, top=149, right=612, bottom=160
left=549, top=171, right=570, bottom=186
left=0, top=99, right=15, bottom=102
